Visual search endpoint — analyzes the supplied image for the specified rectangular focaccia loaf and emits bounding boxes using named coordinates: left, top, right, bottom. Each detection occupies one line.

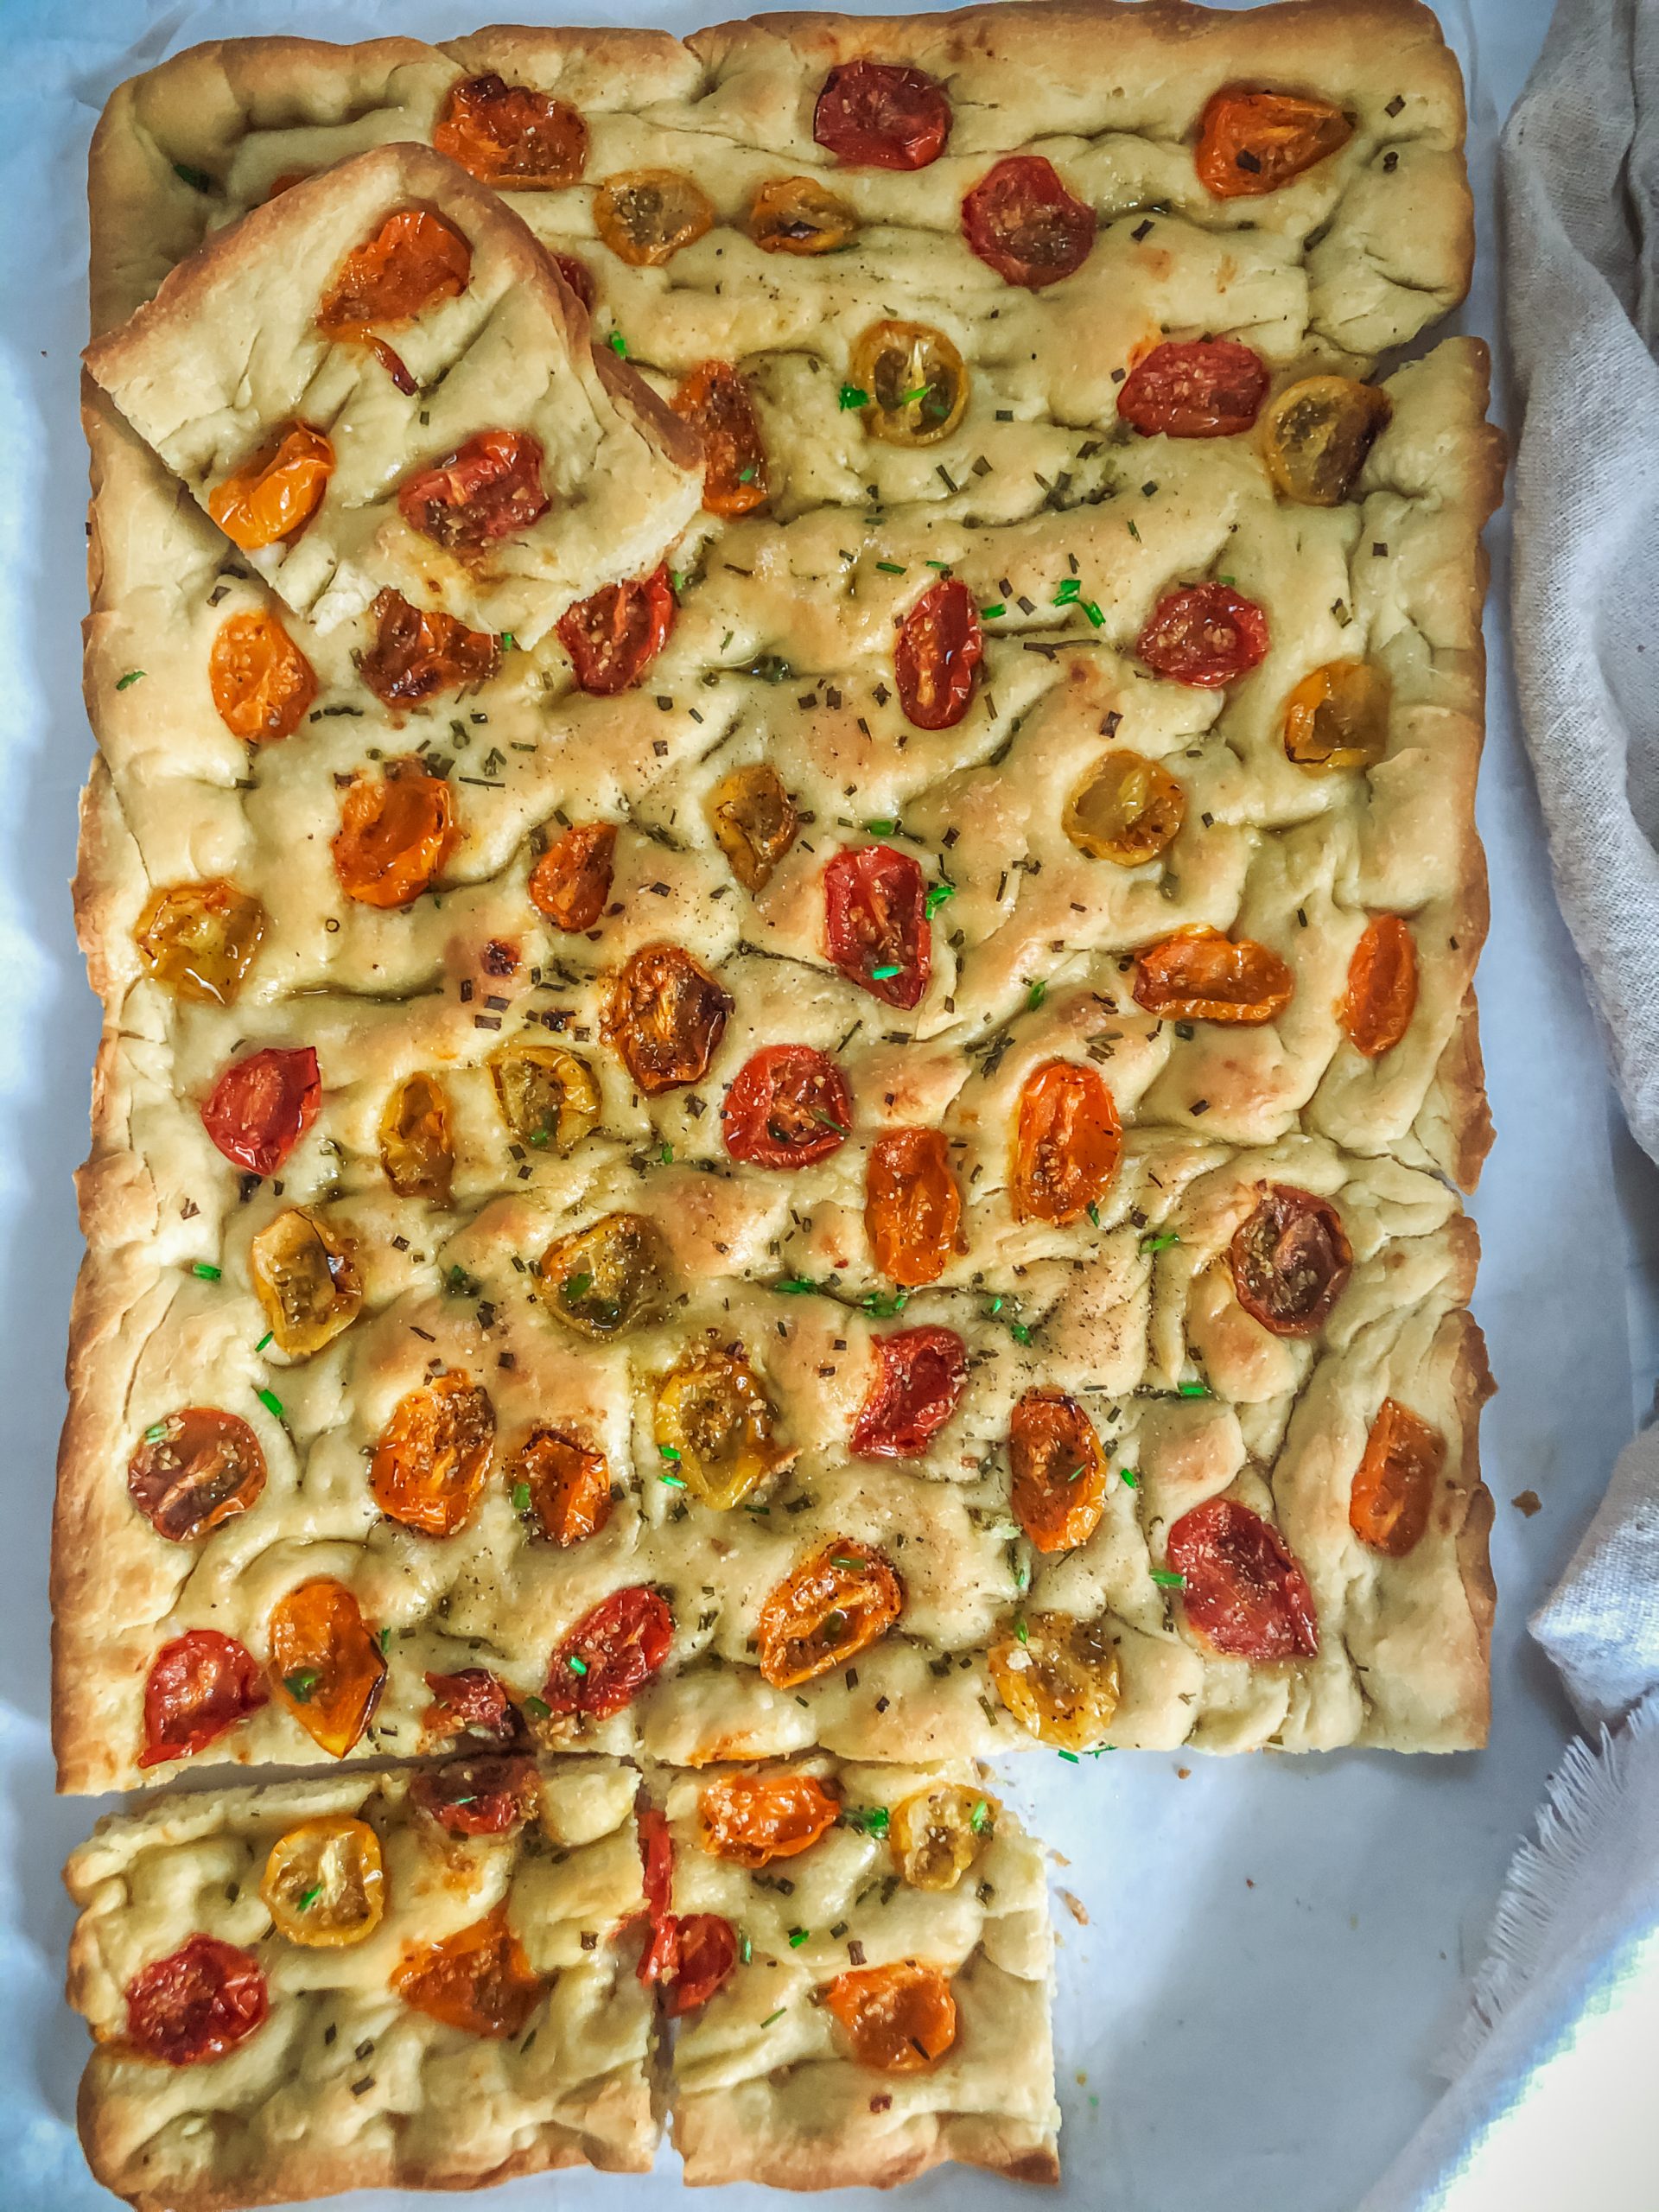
left=65, top=1757, right=655, bottom=2212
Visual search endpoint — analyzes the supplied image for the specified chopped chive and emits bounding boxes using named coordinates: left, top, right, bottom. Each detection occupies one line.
left=925, top=560, right=952, bottom=573
left=670, top=569, right=686, bottom=593
left=874, top=562, right=906, bottom=575
left=1083, top=601, right=1105, bottom=628
left=256, top=1387, right=285, bottom=1421
left=987, top=1295, right=1004, bottom=1316
left=1014, top=1618, right=1029, bottom=1645
left=608, top=331, right=628, bottom=357
left=1152, top=1569, right=1186, bottom=1588
left=861, top=1288, right=906, bottom=1319
left=1057, top=1749, right=1080, bottom=1764
left=116, top=670, right=145, bottom=690
left=863, top=816, right=898, bottom=833
left=831, top=1555, right=868, bottom=1569
left=740, top=1932, right=753, bottom=1964
left=283, top=1668, right=321, bottom=1702
left=760, top=2008, right=785, bottom=2028
left=838, top=385, right=871, bottom=410
left=659, top=1444, right=682, bottom=1461
left=925, top=880, right=956, bottom=918
left=899, top=384, right=932, bottom=404
left=969, top=1799, right=989, bottom=1832
left=499, top=631, right=517, bottom=650
left=870, top=963, right=902, bottom=980
left=1139, top=1231, right=1179, bottom=1255
left=1119, top=1467, right=1140, bottom=1489
left=1086, top=1202, right=1102, bottom=1228
left=524, top=1695, right=551, bottom=1719
left=773, top=1277, right=823, bottom=1296
left=377, top=1626, right=392, bottom=1653
left=737, top=466, right=756, bottom=483
left=567, top=1656, right=589, bottom=1676
left=848, top=1805, right=889, bottom=1835
left=254, top=1332, right=273, bottom=1353
left=1027, top=980, right=1046, bottom=1011
left=1009, top=1322, right=1033, bottom=1345
left=298, top=1885, right=323, bottom=1911
left=1127, top=518, right=1141, bottom=542
left=659, top=1471, right=687, bottom=1490
left=979, top=602, right=1006, bottom=620
left=1178, top=1381, right=1210, bottom=1398
left=143, top=1422, right=168, bottom=1444
left=191, top=1261, right=221, bottom=1281
left=787, top=1927, right=809, bottom=1948
left=658, top=1141, right=674, bottom=1165
left=512, top=1482, right=531, bottom=1513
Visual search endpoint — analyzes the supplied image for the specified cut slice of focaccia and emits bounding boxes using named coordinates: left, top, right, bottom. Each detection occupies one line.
left=82, top=141, right=702, bottom=644
left=64, top=1758, right=655, bottom=2212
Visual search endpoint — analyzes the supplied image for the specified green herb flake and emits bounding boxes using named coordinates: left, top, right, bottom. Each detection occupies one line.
left=979, top=602, right=1006, bottom=620
left=899, top=384, right=932, bottom=404
left=283, top=1668, right=321, bottom=1703
left=787, top=1927, right=810, bottom=1948
left=874, top=562, right=906, bottom=576
left=760, top=2007, right=785, bottom=2029
left=1139, top=1231, right=1179, bottom=1255
left=1178, top=1380, right=1210, bottom=1398
left=512, top=1482, right=532, bottom=1513
left=925, top=880, right=957, bottom=918
left=740, top=1932, right=753, bottom=1964
left=670, top=569, right=686, bottom=594
left=1014, top=1618, right=1030, bottom=1645
left=1083, top=600, right=1105, bottom=628
left=499, top=631, right=517, bottom=650
left=191, top=1261, right=221, bottom=1281
left=869, top=963, right=902, bottom=980
left=849, top=1805, right=890, bottom=1836
left=969, top=1799, right=989, bottom=1833
left=658, top=1471, right=688, bottom=1490
left=863, top=817, right=898, bottom=833
left=608, top=331, right=628, bottom=357
left=1119, top=1466, right=1141, bottom=1489
left=1152, top=1569, right=1187, bottom=1589
left=298, top=1885, right=324, bottom=1911
left=838, top=385, right=871, bottom=410
left=524, top=1695, right=551, bottom=1719
left=567, top=1656, right=589, bottom=1676
left=659, top=1444, right=683, bottom=1461
left=925, top=560, right=953, bottom=574
left=143, top=1422, right=168, bottom=1445
left=256, top=1387, right=285, bottom=1421
left=773, top=1277, right=823, bottom=1297
left=1009, top=1321, right=1033, bottom=1345
left=116, top=670, right=146, bottom=690
left=737, top=466, right=756, bottom=484
left=1127, top=518, right=1141, bottom=542
left=377, top=1627, right=392, bottom=1654
left=1086, top=1201, right=1102, bottom=1228
left=861, top=1288, right=906, bottom=1319
left=1058, top=1749, right=1080, bottom=1764
left=254, top=1332, right=273, bottom=1354
left=1052, top=578, right=1082, bottom=606
left=658, top=1141, right=674, bottom=1165
left=1027, top=980, right=1046, bottom=1011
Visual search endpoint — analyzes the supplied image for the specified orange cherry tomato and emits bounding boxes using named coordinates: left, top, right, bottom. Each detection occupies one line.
left=1010, top=1387, right=1108, bottom=1554
left=1350, top=1398, right=1445, bottom=1558
left=1342, top=914, right=1417, bottom=1058
left=1133, top=925, right=1294, bottom=1025
left=851, top=1326, right=967, bottom=1459
left=962, top=155, right=1095, bottom=289
left=544, top=1586, right=674, bottom=1719
left=397, top=429, right=549, bottom=553
left=556, top=565, right=676, bottom=695
left=824, top=844, right=931, bottom=1009
left=267, top=1579, right=386, bottom=1758
left=666, top=1914, right=737, bottom=2017
left=1166, top=1497, right=1319, bottom=1660
left=1282, top=658, right=1391, bottom=770
left=709, top=762, right=798, bottom=893
left=750, top=175, right=858, bottom=254
left=823, top=1961, right=957, bottom=2069
left=370, top=1372, right=496, bottom=1538
left=333, top=757, right=455, bottom=908
left=423, top=1667, right=526, bottom=1748
left=393, top=1909, right=543, bottom=2037
left=530, top=822, right=615, bottom=932
left=358, top=588, right=500, bottom=709
left=434, top=73, right=588, bottom=188
left=128, top=1408, right=266, bottom=1543
left=757, top=1540, right=903, bottom=1687
left=315, top=207, right=472, bottom=340
left=135, top=880, right=266, bottom=1006
left=1230, top=1182, right=1351, bottom=1338
left=1194, top=87, right=1352, bottom=199
left=510, top=1426, right=613, bottom=1547
left=594, top=168, right=714, bottom=266
left=813, top=60, right=950, bottom=170
left=697, top=1771, right=841, bottom=1867
left=895, top=579, right=982, bottom=730
left=605, top=943, right=733, bottom=1096
left=200, top=1045, right=320, bottom=1177
left=378, top=1072, right=454, bottom=1203
left=849, top=320, right=969, bottom=447
left=671, top=361, right=768, bottom=518
left=124, top=1937, right=268, bottom=2066
left=411, top=1752, right=538, bottom=1837
left=207, top=608, right=318, bottom=741
left=1012, top=1059, right=1122, bottom=1224
left=865, top=1128, right=961, bottom=1287
left=721, top=1045, right=851, bottom=1169
left=1116, top=338, right=1270, bottom=438
left=1138, top=582, right=1269, bottom=687
left=208, top=424, right=334, bottom=550
left=1263, top=376, right=1392, bottom=506
left=139, top=1629, right=268, bottom=1769
left=638, top=1803, right=678, bottom=1987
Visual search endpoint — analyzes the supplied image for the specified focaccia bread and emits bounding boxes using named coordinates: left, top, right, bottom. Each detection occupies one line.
left=84, top=142, right=702, bottom=643
left=64, top=1757, right=654, bottom=2212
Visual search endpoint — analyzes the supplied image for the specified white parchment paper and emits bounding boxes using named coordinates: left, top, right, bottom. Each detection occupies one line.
left=0, top=3, right=1647, bottom=2207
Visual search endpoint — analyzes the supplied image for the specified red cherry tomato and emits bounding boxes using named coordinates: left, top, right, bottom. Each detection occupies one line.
left=813, top=60, right=950, bottom=171
left=824, top=844, right=931, bottom=1009
left=1116, top=339, right=1270, bottom=438
left=411, top=1754, right=538, bottom=1837
left=423, top=1667, right=524, bottom=1747
left=1166, top=1497, right=1319, bottom=1661
left=667, top=1914, right=737, bottom=2017
left=1137, top=583, right=1269, bottom=687
left=397, top=429, right=550, bottom=553
left=544, top=1586, right=672, bottom=1719
left=200, top=1046, right=320, bottom=1177
left=961, top=156, right=1096, bottom=289
left=556, top=566, right=676, bottom=695
left=895, top=579, right=982, bottom=730
left=124, top=1936, right=269, bottom=2065
left=851, top=1325, right=968, bottom=1458
left=139, top=1630, right=269, bottom=1770
left=721, top=1046, right=852, bottom=1169
left=636, top=1802, right=681, bottom=1986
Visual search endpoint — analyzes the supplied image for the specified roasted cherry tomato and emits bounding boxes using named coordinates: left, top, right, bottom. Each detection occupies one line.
left=671, top=361, right=768, bottom=518
left=721, top=1046, right=852, bottom=1169
left=824, top=843, right=931, bottom=1009
left=397, top=429, right=549, bottom=552
left=666, top=1914, right=737, bottom=2017
left=358, top=588, right=500, bottom=709
left=412, top=1752, right=538, bottom=1838
left=823, top=1960, right=956, bottom=2069
left=556, top=565, right=675, bottom=695
left=201, top=1045, right=320, bottom=1177
left=1342, top=913, right=1416, bottom=1058
left=370, top=1371, right=496, bottom=1537
left=654, top=1343, right=791, bottom=1510
left=594, top=168, right=714, bottom=265
left=551, top=251, right=596, bottom=311
left=1116, top=338, right=1270, bottom=438
left=139, top=1629, right=268, bottom=1769
left=750, top=175, right=858, bottom=254
left=989, top=1610, right=1121, bottom=1750
left=393, top=1909, right=543, bottom=2037
left=895, top=579, right=982, bottom=730
left=1263, top=376, right=1390, bottom=506
left=605, top=943, right=733, bottom=1096
left=962, top=155, right=1095, bottom=289
left=434, top=73, right=588, bottom=188
left=510, top=1426, right=612, bottom=1546
left=1350, top=1398, right=1445, bottom=1558
left=124, top=1936, right=268, bottom=2065
left=1138, top=582, right=1268, bottom=687
left=1063, top=750, right=1185, bottom=868
left=544, top=1585, right=674, bottom=1719
left=315, top=208, right=472, bottom=340
left=379, top=1071, right=454, bottom=1202
left=537, top=1211, right=666, bottom=1338
left=697, top=1771, right=841, bottom=1866
left=757, top=1539, right=903, bottom=1687
left=268, top=1578, right=386, bottom=1758
left=208, top=424, right=334, bottom=551
left=424, top=1667, right=524, bottom=1747
left=851, top=1325, right=967, bottom=1459
left=709, top=762, right=798, bottom=893
left=1194, top=86, right=1352, bottom=198
left=262, top=1815, right=385, bottom=1948
left=1010, top=1387, right=1108, bottom=1554
left=1012, top=1060, right=1122, bottom=1225
left=129, top=1408, right=266, bottom=1543
left=1230, top=1182, right=1351, bottom=1338
left=333, top=757, right=455, bottom=909
left=889, top=1783, right=995, bottom=1891
left=865, top=1128, right=961, bottom=1287
left=135, top=880, right=266, bottom=1006
left=638, top=1802, right=677, bottom=1986
left=813, top=60, right=950, bottom=170
left=1133, top=925, right=1294, bottom=1025
left=489, top=1042, right=601, bottom=1155
left=207, top=608, right=317, bottom=742
left=1283, top=658, right=1391, bottom=769
left=849, top=320, right=969, bottom=447
left=249, top=1208, right=361, bottom=1359
left=1166, top=1496, right=1319, bottom=1660
left=530, top=821, right=615, bottom=932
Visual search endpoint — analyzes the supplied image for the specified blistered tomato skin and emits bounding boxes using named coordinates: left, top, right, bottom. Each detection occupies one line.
left=751, top=175, right=858, bottom=254
left=1133, top=925, right=1294, bottom=1026
left=208, top=425, right=334, bottom=550
left=511, top=1427, right=613, bottom=1547
left=961, top=156, right=1096, bottom=289
left=813, top=60, right=951, bottom=170
left=139, top=1630, right=269, bottom=1769
left=1283, top=659, right=1392, bottom=770
left=129, top=1409, right=267, bottom=1543
left=315, top=208, right=472, bottom=338
left=671, top=361, right=768, bottom=518
left=594, top=169, right=715, bottom=266
left=544, top=1586, right=674, bottom=1719
left=851, top=1326, right=968, bottom=1459
left=370, top=1372, right=496, bottom=1538
left=393, top=1910, right=543, bottom=2037
left=411, top=1753, right=539, bottom=1837
left=124, top=1936, right=269, bottom=2066
left=424, top=1667, right=524, bottom=1746
left=605, top=944, right=733, bottom=1095
left=267, top=1578, right=386, bottom=1759
left=709, top=763, right=798, bottom=893
left=1117, top=339, right=1271, bottom=437
left=1230, top=1183, right=1352, bottom=1338
left=1138, top=582, right=1269, bottom=687
left=721, top=1046, right=852, bottom=1169
left=1351, top=1399, right=1446, bottom=1557
left=358, top=588, right=500, bottom=709
left=200, top=1046, right=321, bottom=1177
left=397, top=429, right=549, bottom=552
left=1012, top=1060, right=1122, bottom=1224
left=208, top=609, right=317, bottom=741
left=756, top=1540, right=903, bottom=1687
left=865, top=1128, right=961, bottom=1287
left=895, top=579, right=982, bottom=730
left=136, top=880, right=267, bottom=1006
left=988, top=1611, right=1121, bottom=1751
left=262, top=1815, right=385, bottom=1948
left=530, top=822, right=616, bottom=931
left=889, top=1783, right=995, bottom=1891
left=333, top=759, right=455, bottom=909
left=1194, top=87, right=1352, bottom=198
left=824, top=844, right=931, bottom=1009
left=1166, top=1497, right=1319, bottom=1662
left=538, top=1211, right=666, bottom=1339
left=697, top=1772, right=841, bottom=1866
left=1010, top=1388, right=1108, bottom=1554
left=1342, top=914, right=1417, bottom=1058
left=823, top=1961, right=957, bottom=2069
left=557, top=566, right=676, bottom=694
left=666, top=1915, right=738, bottom=2016
left=434, top=73, right=588, bottom=188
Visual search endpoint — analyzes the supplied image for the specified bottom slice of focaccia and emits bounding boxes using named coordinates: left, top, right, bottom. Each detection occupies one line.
left=64, top=1757, right=656, bottom=2212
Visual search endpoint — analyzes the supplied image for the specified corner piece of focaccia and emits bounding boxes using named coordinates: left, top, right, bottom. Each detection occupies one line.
left=81, top=140, right=702, bottom=644
left=64, top=1758, right=654, bottom=2212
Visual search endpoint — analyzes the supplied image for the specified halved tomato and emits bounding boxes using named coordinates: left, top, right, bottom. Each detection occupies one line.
left=397, top=429, right=549, bottom=552
left=1132, top=925, right=1293, bottom=1025
left=315, top=208, right=471, bottom=339
left=1166, top=1496, right=1319, bottom=1661
left=537, top=1211, right=666, bottom=1338
left=594, top=169, right=714, bottom=265
left=1010, top=1387, right=1107, bottom=1554
left=208, top=609, right=317, bottom=741
left=865, top=1128, right=961, bottom=1287
left=411, top=1753, right=538, bottom=1838
left=813, top=60, right=950, bottom=170
left=721, top=1046, right=851, bottom=1168
left=129, top=1409, right=266, bottom=1543
left=697, top=1771, right=841, bottom=1866
left=530, top=822, right=616, bottom=932
left=1012, top=1060, right=1122, bottom=1224
left=248, top=1208, right=361, bottom=1359
left=379, top=1072, right=454, bottom=1202
left=510, top=1426, right=612, bottom=1546
left=1350, top=1398, right=1445, bottom=1558
left=895, top=579, right=982, bottom=730
left=138, top=1629, right=268, bottom=1769
left=709, top=762, right=798, bottom=893
left=1194, top=87, right=1352, bottom=199
left=1230, top=1183, right=1351, bottom=1337
left=200, top=1046, right=320, bottom=1177
left=1341, top=914, right=1416, bottom=1058
left=1137, top=582, right=1268, bottom=687
left=654, top=1343, right=791, bottom=1510
left=333, top=758, right=455, bottom=908
left=671, top=361, right=768, bottom=518
left=262, top=1816, right=385, bottom=1948
left=604, top=944, right=732, bottom=1095
left=124, top=1936, right=268, bottom=2065
left=208, top=425, right=333, bottom=550
left=267, top=1579, right=385, bottom=1758
left=392, top=1909, right=543, bottom=2037
left=370, top=1372, right=496, bottom=1537
left=850, top=1326, right=967, bottom=1459
left=557, top=566, right=675, bottom=695
left=961, top=156, right=1095, bottom=289
left=1116, top=339, right=1270, bottom=438
left=136, top=880, right=266, bottom=1006
left=823, top=1961, right=956, bottom=2069
left=434, top=73, right=588, bottom=188
left=750, top=175, right=857, bottom=254
left=824, top=844, right=930, bottom=1009
left=543, top=1586, right=674, bottom=1719
left=756, top=1540, right=903, bottom=1687
left=358, top=588, right=500, bottom=709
